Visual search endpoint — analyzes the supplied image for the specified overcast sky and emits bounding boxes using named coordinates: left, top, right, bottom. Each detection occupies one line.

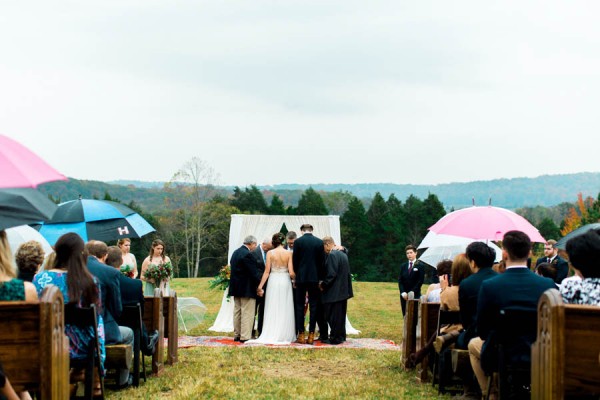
left=2, top=1, right=599, bottom=187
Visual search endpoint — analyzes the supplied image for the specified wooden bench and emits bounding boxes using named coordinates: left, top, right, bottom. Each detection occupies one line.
left=144, top=288, right=164, bottom=375
left=0, top=285, right=69, bottom=399
left=531, top=288, right=600, bottom=399
left=162, top=291, right=178, bottom=365
left=417, top=302, right=441, bottom=382
left=401, top=299, right=420, bottom=369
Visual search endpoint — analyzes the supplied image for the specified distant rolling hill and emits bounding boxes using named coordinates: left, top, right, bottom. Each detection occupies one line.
left=38, top=172, right=600, bottom=214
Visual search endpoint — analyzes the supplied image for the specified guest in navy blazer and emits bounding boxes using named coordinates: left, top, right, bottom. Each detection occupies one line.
left=469, top=231, right=555, bottom=396
left=456, top=242, right=498, bottom=349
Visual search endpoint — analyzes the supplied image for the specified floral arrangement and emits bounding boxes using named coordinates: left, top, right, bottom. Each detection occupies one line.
left=143, top=261, right=173, bottom=284
left=209, top=265, right=231, bottom=291
left=120, top=264, right=135, bottom=279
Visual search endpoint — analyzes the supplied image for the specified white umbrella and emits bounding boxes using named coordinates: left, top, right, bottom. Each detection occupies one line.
left=6, top=225, right=53, bottom=257
left=417, top=231, right=501, bottom=268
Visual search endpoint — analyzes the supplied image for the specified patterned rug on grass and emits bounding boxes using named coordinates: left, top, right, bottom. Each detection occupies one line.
left=174, top=336, right=400, bottom=351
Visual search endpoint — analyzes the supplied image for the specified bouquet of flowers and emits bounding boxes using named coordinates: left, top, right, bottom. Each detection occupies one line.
left=120, top=264, right=135, bottom=279
left=209, top=265, right=231, bottom=291
left=143, top=261, right=173, bottom=284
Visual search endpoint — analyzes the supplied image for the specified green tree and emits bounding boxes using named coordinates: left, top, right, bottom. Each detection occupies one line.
left=296, top=187, right=328, bottom=215
left=537, top=217, right=561, bottom=241
left=322, top=191, right=353, bottom=215
left=230, top=185, right=268, bottom=214
left=268, top=195, right=286, bottom=215
left=340, top=196, right=371, bottom=279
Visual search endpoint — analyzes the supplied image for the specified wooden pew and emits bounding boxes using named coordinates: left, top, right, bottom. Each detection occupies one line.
left=531, top=288, right=600, bottom=399
left=417, top=302, right=441, bottom=382
left=162, top=290, right=178, bottom=365
left=401, top=299, right=420, bottom=369
left=0, top=285, right=69, bottom=399
left=143, top=288, right=164, bottom=375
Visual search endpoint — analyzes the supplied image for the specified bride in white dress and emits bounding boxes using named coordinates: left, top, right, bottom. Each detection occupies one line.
left=248, top=232, right=296, bottom=345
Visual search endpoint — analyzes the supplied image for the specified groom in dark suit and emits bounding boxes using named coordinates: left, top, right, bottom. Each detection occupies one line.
left=398, top=245, right=425, bottom=316
left=292, top=224, right=326, bottom=345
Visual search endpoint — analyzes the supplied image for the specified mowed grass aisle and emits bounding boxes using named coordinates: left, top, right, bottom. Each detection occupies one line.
left=107, top=279, right=447, bottom=399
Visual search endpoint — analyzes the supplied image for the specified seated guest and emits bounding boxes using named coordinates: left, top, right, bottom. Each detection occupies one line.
left=561, top=229, right=600, bottom=305
left=424, top=260, right=452, bottom=303
left=0, top=231, right=36, bottom=400
left=0, top=233, right=38, bottom=302
left=1, top=358, right=21, bottom=400
left=408, top=256, right=471, bottom=367
left=457, top=242, right=498, bottom=350
left=15, top=241, right=45, bottom=282
left=469, top=231, right=555, bottom=399
left=535, top=262, right=559, bottom=288
left=439, top=253, right=472, bottom=334
left=33, top=233, right=105, bottom=397
left=85, top=240, right=134, bottom=388
left=105, top=246, right=159, bottom=355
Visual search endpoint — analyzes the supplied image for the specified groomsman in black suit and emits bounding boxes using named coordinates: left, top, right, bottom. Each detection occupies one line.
left=229, top=235, right=261, bottom=343
left=535, top=239, right=568, bottom=283
left=398, top=245, right=425, bottom=316
left=252, top=238, right=272, bottom=337
left=292, top=224, right=326, bottom=345
left=320, top=237, right=353, bottom=345
left=85, top=240, right=135, bottom=388
left=468, top=231, right=555, bottom=396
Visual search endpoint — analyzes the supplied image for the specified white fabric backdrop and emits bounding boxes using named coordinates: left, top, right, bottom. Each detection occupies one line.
left=227, top=214, right=341, bottom=261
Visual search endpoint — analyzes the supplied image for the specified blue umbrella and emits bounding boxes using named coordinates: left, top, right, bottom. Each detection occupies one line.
left=34, top=198, right=155, bottom=245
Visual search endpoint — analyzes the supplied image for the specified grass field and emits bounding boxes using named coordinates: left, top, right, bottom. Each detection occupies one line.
left=106, top=278, right=447, bottom=399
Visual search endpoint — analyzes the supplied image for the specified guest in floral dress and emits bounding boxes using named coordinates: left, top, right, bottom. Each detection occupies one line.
left=32, top=233, right=106, bottom=375
left=562, top=229, right=600, bottom=305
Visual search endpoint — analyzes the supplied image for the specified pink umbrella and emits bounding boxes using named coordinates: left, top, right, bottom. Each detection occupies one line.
left=0, top=134, right=67, bottom=188
left=428, top=206, right=546, bottom=243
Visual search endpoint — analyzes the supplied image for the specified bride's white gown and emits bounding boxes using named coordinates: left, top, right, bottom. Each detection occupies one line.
left=247, top=265, right=296, bottom=344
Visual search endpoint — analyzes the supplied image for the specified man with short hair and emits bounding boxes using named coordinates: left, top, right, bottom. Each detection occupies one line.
left=85, top=240, right=135, bottom=388
left=319, top=237, right=353, bottom=345
left=285, top=231, right=297, bottom=251
left=252, top=238, right=273, bottom=337
left=398, top=245, right=424, bottom=316
left=292, top=224, right=326, bottom=344
left=468, top=231, right=555, bottom=398
left=457, top=242, right=498, bottom=350
left=229, top=235, right=261, bottom=343
left=535, top=239, right=568, bottom=284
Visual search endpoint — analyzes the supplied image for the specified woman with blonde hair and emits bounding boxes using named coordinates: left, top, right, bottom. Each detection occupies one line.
left=0, top=231, right=38, bottom=302
left=117, top=238, right=138, bottom=278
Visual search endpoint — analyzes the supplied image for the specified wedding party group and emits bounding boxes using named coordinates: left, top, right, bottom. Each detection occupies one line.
left=228, top=224, right=353, bottom=345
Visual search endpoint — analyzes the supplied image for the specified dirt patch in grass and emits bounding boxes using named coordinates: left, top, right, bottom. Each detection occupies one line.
left=260, top=359, right=350, bottom=380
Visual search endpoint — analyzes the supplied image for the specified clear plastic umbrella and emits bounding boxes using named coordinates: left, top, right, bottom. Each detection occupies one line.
left=177, top=297, right=207, bottom=333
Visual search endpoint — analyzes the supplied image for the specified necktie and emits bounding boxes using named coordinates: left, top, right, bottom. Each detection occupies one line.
left=408, top=261, right=413, bottom=274
left=263, top=251, right=267, bottom=263
left=547, top=257, right=551, bottom=263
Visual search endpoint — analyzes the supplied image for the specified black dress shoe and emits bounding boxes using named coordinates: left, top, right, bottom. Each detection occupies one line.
left=322, top=339, right=342, bottom=345
left=240, top=339, right=248, bottom=343
left=233, top=337, right=241, bottom=342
